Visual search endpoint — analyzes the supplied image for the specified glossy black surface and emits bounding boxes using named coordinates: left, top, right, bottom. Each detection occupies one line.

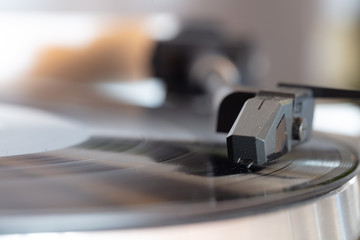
left=0, top=136, right=356, bottom=208
left=0, top=135, right=357, bottom=233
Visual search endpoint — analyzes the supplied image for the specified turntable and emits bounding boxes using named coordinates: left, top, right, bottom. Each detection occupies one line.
left=0, top=15, right=359, bottom=240
left=0, top=81, right=357, bottom=240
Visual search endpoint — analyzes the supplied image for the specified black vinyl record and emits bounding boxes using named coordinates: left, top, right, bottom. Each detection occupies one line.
left=0, top=134, right=357, bottom=233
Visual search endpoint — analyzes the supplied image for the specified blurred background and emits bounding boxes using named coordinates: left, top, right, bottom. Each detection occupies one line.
left=0, top=0, right=359, bottom=97
left=0, top=0, right=359, bottom=136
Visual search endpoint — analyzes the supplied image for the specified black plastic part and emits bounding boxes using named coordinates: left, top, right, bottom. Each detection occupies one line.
left=227, top=135, right=257, bottom=165
left=278, top=83, right=360, bottom=99
left=216, top=91, right=256, bottom=133
left=152, top=27, right=252, bottom=94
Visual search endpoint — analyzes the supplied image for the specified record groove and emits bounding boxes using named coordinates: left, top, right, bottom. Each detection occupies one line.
left=0, top=134, right=357, bottom=233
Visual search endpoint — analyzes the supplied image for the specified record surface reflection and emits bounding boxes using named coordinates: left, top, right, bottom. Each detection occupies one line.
left=0, top=135, right=357, bottom=233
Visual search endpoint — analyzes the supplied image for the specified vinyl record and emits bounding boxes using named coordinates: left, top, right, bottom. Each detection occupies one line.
left=0, top=135, right=357, bottom=233
left=0, top=103, right=358, bottom=235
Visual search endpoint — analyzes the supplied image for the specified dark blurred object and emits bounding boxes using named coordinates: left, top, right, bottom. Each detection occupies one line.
left=152, top=25, right=252, bottom=95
